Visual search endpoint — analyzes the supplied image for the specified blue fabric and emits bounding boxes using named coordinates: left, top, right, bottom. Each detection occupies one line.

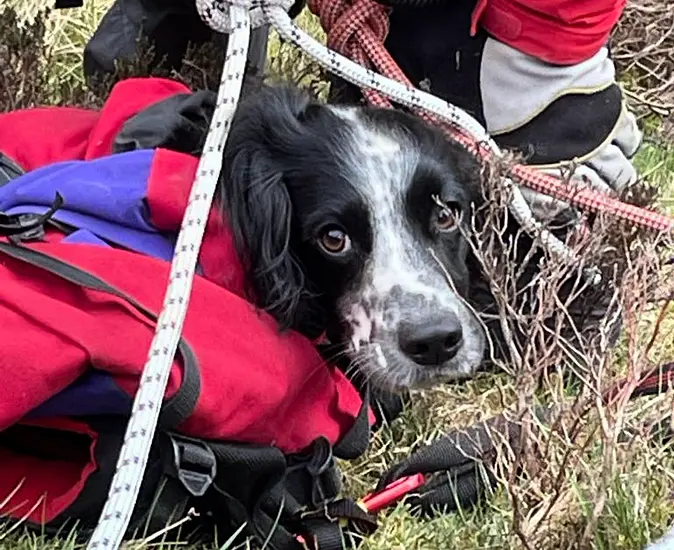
left=25, top=372, right=133, bottom=419
left=0, top=149, right=177, bottom=262
left=0, top=149, right=187, bottom=419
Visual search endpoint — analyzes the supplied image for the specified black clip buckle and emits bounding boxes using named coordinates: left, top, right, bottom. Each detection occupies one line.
left=169, top=434, right=217, bottom=497
left=1, top=192, right=64, bottom=242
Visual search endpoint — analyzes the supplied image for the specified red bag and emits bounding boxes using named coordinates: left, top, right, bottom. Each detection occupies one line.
left=0, top=78, right=376, bottom=549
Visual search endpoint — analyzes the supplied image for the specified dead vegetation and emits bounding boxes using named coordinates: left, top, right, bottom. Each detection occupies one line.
left=463, top=154, right=674, bottom=549
left=613, top=0, right=674, bottom=135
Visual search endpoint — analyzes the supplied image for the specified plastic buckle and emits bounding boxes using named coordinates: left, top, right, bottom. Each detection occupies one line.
left=169, top=434, right=217, bottom=497
left=3, top=213, right=47, bottom=243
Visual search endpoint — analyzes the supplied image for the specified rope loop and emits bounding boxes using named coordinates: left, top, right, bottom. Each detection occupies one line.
left=311, top=0, right=389, bottom=53
left=309, top=0, right=402, bottom=108
left=196, top=0, right=295, bottom=32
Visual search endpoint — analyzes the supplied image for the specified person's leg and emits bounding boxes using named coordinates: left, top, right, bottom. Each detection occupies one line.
left=83, top=0, right=209, bottom=80
left=83, top=0, right=272, bottom=85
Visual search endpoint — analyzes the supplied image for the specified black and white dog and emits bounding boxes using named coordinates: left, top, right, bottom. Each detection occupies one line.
left=219, top=85, right=487, bottom=392
left=220, top=87, right=486, bottom=390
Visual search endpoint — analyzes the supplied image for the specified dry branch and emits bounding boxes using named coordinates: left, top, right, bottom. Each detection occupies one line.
left=613, top=0, right=674, bottom=122
left=462, top=151, right=674, bottom=548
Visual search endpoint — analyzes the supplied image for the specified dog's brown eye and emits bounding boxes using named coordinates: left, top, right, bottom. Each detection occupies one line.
left=435, top=205, right=460, bottom=232
left=319, top=228, right=351, bottom=255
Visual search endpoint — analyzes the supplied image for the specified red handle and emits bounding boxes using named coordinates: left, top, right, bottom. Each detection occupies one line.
left=360, top=473, right=426, bottom=513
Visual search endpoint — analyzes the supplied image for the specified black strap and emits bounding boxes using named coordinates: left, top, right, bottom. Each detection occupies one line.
left=325, top=499, right=378, bottom=536
left=0, top=193, right=63, bottom=240
left=55, top=0, right=84, bottom=7
left=297, top=499, right=378, bottom=550
left=302, top=522, right=343, bottom=550
left=0, top=151, right=25, bottom=186
left=0, top=241, right=201, bottom=429
left=333, top=385, right=371, bottom=460
left=205, top=432, right=376, bottom=550
left=208, top=442, right=294, bottom=548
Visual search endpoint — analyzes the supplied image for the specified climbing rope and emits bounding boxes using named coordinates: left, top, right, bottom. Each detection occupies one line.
left=83, top=4, right=254, bottom=549
left=84, top=1, right=674, bottom=549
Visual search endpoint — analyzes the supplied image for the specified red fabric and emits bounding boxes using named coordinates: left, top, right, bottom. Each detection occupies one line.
left=0, top=77, right=370, bottom=525
left=0, top=241, right=364, bottom=451
left=144, top=148, right=248, bottom=295
left=0, top=108, right=99, bottom=171
left=471, top=0, right=627, bottom=65
left=0, top=77, right=190, bottom=169
left=0, top=418, right=98, bottom=523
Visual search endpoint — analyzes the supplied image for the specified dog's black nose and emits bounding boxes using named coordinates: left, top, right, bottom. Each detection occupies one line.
left=399, top=315, right=463, bottom=366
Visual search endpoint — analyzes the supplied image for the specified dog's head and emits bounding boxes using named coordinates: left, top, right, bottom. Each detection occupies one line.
left=219, top=85, right=486, bottom=391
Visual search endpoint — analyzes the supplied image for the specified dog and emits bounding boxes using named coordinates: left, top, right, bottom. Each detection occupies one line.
left=218, top=85, right=487, bottom=392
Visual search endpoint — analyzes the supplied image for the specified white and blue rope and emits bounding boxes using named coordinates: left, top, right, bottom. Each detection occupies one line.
left=84, top=4, right=252, bottom=548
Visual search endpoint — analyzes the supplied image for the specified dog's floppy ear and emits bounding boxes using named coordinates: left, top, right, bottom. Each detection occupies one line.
left=218, top=85, right=320, bottom=333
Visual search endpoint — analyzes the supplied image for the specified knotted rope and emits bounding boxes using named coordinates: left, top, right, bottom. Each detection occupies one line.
left=308, top=0, right=674, bottom=232
left=84, top=1, right=674, bottom=549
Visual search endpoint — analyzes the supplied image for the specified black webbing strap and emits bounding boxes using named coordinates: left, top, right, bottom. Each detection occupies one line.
left=207, top=441, right=296, bottom=548
left=298, top=499, right=378, bottom=550
left=200, top=387, right=376, bottom=550
left=0, top=241, right=201, bottom=429
left=333, top=386, right=371, bottom=460
left=285, top=390, right=377, bottom=550
left=301, top=522, right=343, bottom=550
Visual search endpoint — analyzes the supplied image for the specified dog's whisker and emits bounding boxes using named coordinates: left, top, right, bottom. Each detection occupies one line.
left=427, top=247, right=498, bottom=367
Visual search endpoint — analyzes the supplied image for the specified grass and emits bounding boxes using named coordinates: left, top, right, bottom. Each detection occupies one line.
left=2, top=2, right=674, bottom=550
